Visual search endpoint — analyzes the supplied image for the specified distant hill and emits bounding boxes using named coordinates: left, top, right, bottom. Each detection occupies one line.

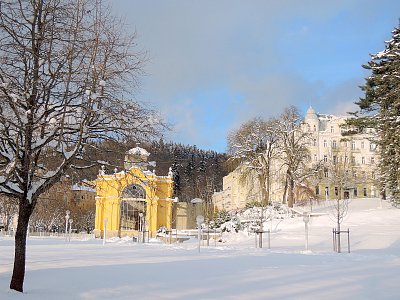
left=69, top=139, right=228, bottom=204
left=148, top=139, right=228, bottom=203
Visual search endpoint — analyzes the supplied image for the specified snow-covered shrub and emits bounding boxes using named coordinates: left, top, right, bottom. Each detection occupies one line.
left=213, top=210, right=232, bottom=228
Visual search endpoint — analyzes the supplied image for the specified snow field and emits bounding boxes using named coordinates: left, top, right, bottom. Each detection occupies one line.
left=0, top=198, right=399, bottom=299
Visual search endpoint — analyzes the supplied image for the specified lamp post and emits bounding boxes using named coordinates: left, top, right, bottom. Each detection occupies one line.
left=138, top=213, right=144, bottom=242
left=191, top=198, right=203, bottom=219
left=103, top=217, right=108, bottom=245
left=196, top=215, right=204, bottom=253
left=68, top=218, right=73, bottom=242
left=303, top=212, right=310, bottom=251
left=138, top=213, right=143, bottom=231
left=259, top=206, right=264, bottom=248
left=65, top=210, right=70, bottom=241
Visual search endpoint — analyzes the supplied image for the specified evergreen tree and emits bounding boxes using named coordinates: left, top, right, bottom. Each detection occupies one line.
left=171, top=158, right=181, bottom=198
left=146, top=141, right=228, bottom=202
left=348, top=25, right=400, bottom=205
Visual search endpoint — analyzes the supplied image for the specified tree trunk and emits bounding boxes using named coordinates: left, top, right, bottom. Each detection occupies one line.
left=337, top=211, right=341, bottom=253
left=10, top=201, right=33, bottom=292
left=288, top=176, right=294, bottom=208
left=265, top=166, right=270, bottom=206
left=259, top=174, right=267, bottom=206
left=282, top=176, right=288, bottom=204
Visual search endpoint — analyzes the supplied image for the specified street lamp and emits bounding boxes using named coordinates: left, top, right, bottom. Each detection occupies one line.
left=68, top=218, right=73, bottom=242
left=196, top=215, right=204, bottom=253
left=65, top=210, right=70, bottom=241
left=303, top=212, right=310, bottom=251
left=139, top=213, right=143, bottom=231
left=138, top=213, right=144, bottom=243
left=191, top=198, right=203, bottom=204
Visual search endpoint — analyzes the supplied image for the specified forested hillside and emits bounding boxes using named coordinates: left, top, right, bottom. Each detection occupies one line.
left=148, top=140, right=228, bottom=203
left=71, top=140, right=228, bottom=204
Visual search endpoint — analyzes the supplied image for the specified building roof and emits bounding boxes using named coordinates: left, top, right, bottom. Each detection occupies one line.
left=72, top=184, right=95, bottom=193
left=305, top=106, right=318, bottom=120
left=127, top=147, right=150, bottom=157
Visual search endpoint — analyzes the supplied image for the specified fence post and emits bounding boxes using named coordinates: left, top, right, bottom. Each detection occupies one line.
left=332, top=228, right=336, bottom=252
left=347, top=228, right=350, bottom=253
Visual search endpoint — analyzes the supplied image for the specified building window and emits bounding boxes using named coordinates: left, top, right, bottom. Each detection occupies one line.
left=333, top=156, right=337, bottom=165
left=353, top=171, right=357, bottom=178
left=354, top=188, right=358, bottom=197
left=324, top=155, right=328, bottom=162
left=351, top=141, right=356, bottom=150
left=362, top=157, right=365, bottom=164
left=335, top=187, right=338, bottom=196
left=363, top=187, right=367, bottom=197
left=315, top=185, right=319, bottom=195
left=325, top=187, right=329, bottom=197
left=313, top=139, right=317, bottom=146
left=324, top=140, right=327, bottom=147
left=324, top=168, right=329, bottom=177
left=361, top=141, right=364, bottom=149
left=371, top=157, right=375, bottom=164
left=370, top=143, right=376, bottom=151
left=332, top=140, right=337, bottom=149
left=351, top=156, right=355, bottom=164
left=331, top=126, right=334, bottom=133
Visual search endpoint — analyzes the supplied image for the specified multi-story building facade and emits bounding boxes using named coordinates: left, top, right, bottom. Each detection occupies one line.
left=213, top=107, right=379, bottom=211
left=301, top=106, right=378, bottom=200
left=213, top=168, right=261, bottom=211
left=71, top=182, right=96, bottom=210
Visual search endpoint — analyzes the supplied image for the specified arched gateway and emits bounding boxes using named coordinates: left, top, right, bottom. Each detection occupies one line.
left=120, top=184, right=146, bottom=231
left=94, top=147, right=174, bottom=238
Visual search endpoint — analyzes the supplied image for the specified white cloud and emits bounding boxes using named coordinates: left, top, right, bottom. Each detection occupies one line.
left=107, top=0, right=400, bottom=151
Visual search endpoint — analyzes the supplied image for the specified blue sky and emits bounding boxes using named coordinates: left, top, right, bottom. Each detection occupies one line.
left=109, top=0, right=400, bottom=153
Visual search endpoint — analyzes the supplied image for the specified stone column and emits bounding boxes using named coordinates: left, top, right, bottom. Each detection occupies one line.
left=146, top=198, right=158, bottom=237
left=94, top=197, right=104, bottom=238
left=165, top=200, right=173, bottom=230
left=109, top=198, right=120, bottom=238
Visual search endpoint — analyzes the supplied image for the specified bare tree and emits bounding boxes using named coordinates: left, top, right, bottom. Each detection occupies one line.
left=29, top=177, right=71, bottom=232
left=0, top=195, right=18, bottom=231
left=0, top=0, right=165, bottom=292
left=322, top=144, right=355, bottom=252
left=227, top=117, right=279, bottom=206
left=67, top=203, right=95, bottom=233
left=277, top=106, right=312, bottom=208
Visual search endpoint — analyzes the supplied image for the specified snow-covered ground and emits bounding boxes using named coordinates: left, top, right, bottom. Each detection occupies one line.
left=1, top=198, right=399, bottom=299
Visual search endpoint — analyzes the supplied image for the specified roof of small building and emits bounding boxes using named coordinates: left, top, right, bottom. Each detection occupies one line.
left=127, top=147, right=150, bottom=157
left=72, top=184, right=95, bottom=193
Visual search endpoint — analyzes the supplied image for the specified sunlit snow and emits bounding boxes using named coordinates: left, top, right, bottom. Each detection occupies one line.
left=0, top=198, right=399, bottom=299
